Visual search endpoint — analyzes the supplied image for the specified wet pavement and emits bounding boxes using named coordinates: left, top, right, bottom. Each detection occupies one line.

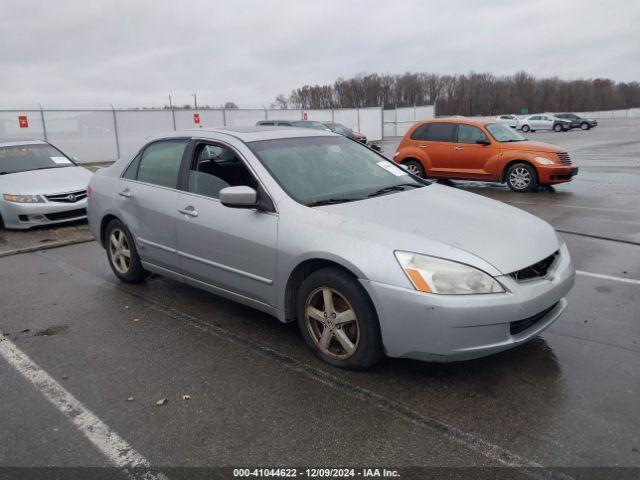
left=0, top=119, right=638, bottom=477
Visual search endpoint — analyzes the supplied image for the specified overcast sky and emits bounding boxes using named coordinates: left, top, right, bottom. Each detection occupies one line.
left=1, top=0, right=638, bottom=108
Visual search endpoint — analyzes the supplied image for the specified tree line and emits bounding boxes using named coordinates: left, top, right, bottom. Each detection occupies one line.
left=273, top=71, right=640, bottom=115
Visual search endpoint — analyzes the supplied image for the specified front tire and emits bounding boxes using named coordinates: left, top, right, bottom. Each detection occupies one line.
left=521, top=124, right=531, bottom=132
left=580, top=122, right=590, bottom=130
left=506, top=162, right=539, bottom=192
left=105, top=219, right=149, bottom=283
left=553, top=123, right=562, bottom=132
left=403, top=159, right=425, bottom=178
left=296, top=268, right=384, bottom=370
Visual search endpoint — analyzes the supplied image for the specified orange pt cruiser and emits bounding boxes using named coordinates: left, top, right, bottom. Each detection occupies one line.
left=393, top=119, right=578, bottom=192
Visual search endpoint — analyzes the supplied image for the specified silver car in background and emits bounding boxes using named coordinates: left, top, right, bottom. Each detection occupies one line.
left=0, top=140, right=93, bottom=229
left=87, top=127, right=575, bottom=369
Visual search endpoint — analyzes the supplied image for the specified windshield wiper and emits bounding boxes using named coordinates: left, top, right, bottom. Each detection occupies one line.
left=367, top=183, right=420, bottom=198
left=308, top=198, right=358, bottom=207
left=503, top=139, right=525, bottom=142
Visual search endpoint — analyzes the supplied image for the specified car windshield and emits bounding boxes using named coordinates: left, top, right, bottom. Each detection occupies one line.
left=485, top=123, right=526, bottom=142
left=292, top=121, right=328, bottom=130
left=326, top=123, right=352, bottom=135
left=249, top=136, right=425, bottom=206
left=0, top=143, right=74, bottom=175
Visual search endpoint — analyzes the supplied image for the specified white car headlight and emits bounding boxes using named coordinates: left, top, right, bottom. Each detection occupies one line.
left=394, top=251, right=505, bottom=295
left=534, top=156, right=555, bottom=165
left=3, top=194, right=45, bottom=203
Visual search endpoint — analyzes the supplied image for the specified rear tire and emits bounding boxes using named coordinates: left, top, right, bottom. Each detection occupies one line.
left=296, top=268, right=384, bottom=370
left=506, top=162, right=539, bottom=192
left=521, top=124, right=531, bottom=132
left=105, top=219, right=149, bottom=283
left=403, top=159, right=425, bottom=178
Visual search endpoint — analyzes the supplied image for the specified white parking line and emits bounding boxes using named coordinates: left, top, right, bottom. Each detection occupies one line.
left=0, top=336, right=166, bottom=480
left=577, top=270, right=640, bottom=286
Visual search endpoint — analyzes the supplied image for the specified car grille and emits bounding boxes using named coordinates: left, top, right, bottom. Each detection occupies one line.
left=510, top=302, right=558, bottom=336
left=510, top=251, right=559, bottom=281
left=556, top=152, right=571, bottom=164
left=44, top=208, right=87, bottom=221
left=45, top=189, right=87, bottom=203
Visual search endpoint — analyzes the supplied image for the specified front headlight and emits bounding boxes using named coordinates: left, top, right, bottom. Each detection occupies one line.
left=534, top=156, right=555, bottom=165
left=394, top=251, right=505, bottom=295
left=3, top=194, right=45, bottom=203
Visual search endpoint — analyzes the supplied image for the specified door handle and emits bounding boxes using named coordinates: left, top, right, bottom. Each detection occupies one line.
left=178, top=206, right=198, bottom=218
left=418, top=144, right=428, bottom=149
left=118, top=189, right=132, bottom=198
left=454, top=146, right=464, bottom=151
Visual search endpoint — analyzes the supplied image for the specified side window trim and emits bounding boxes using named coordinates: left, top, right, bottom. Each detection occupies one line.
left=179, top=138, right=277, bottom=212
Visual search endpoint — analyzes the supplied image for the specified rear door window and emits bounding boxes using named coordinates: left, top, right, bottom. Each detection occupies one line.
left=136, top=140, right=188, bottom=189
left=426, top=123, right=457, bottom=142
left=410, top=124, right=430, bottom=140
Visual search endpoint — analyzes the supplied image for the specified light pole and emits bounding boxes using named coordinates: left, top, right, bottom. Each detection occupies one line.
left=192, top=93, right=198, bottom=110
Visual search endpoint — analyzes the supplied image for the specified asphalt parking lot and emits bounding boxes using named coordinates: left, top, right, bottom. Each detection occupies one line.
left=0, top=119, right=639, bottom=478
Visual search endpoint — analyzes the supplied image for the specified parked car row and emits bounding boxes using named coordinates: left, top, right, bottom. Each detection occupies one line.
left=493, top=112, right=598, bottom=132
left=81, top=124, right=574, bottom=370
left=256, top=119, right=368, bottom=144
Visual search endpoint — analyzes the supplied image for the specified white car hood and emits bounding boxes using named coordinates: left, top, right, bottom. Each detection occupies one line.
left=0, top=167, right=93, bottom=195
left=322, top=184, right=561, bottom=275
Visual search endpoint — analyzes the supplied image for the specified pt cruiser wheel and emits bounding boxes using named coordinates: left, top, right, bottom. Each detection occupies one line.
left=106, top=219, right=149, bottom=283
left=506, top=162, right=538, bottom=192
left=403, top=159, right=425, bottom=178
left=297, top=268, right=383, bottom=369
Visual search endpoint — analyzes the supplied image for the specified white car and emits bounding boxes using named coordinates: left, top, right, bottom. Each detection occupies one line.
left=0, top=139, right=93, bottom=229
left=519, top=115, right=571, bottom=133
left=493, top=114, right=520, bottom=128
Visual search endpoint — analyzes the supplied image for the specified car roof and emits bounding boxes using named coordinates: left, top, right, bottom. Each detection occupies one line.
left=418, top=118, right=492, bottom=128
left=0, top=138, right=48, bottom=147
left=160, top=126, right=340, bottom=143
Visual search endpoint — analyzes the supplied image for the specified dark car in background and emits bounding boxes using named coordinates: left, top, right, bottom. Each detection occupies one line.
left=256, top=120, right=330, bottom=131
left=554, top=113, right=598, bottom=130
left=322, top=122, right=367, bottom=144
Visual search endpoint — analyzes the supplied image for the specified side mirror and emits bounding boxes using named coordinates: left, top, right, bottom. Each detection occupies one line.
left=219, top=186, right=258, bottom=209
left=476, top=139, right=491, bottom=145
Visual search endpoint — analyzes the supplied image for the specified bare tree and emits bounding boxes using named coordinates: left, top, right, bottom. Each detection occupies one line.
left=277, top=71, right=640, bottom=115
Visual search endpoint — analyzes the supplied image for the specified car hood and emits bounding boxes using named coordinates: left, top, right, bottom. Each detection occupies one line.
left=499, top=140, right=564, bottom=154
left=0, top=167, right=93, bottom=195
left=320, top=184, right=560, bottom=275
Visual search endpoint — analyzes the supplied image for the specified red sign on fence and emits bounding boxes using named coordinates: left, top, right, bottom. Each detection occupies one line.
left=18, top=116, right=29, bottom=128
left=303, top=112, right=308, bottom=120
left=193, top=113, right=200, bottom=124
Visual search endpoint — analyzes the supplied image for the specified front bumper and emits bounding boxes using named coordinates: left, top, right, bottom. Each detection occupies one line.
left=361, top=244, right=575, bottom=362
left=0, top=198, right=88, bottom=229
left=537, top=165, right=579, bottom=185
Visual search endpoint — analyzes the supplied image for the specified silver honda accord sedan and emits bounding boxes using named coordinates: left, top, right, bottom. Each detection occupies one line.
left=0, top=139, right=93, bottom=229
left=87, top=127, right=575, bottom=369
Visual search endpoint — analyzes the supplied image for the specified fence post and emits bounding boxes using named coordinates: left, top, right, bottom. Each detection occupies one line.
left=356, top=107, right=361, bottom=132
left=222, top=108, right=227, bottom=126
left=111, top=104, right=121, bottom=159
left=171, top=106, right=176, bottom=131
left=380, top=106, right=384, bottom=141
left=39, top=104, right=48, bottom=141
left=331, top=109, right=335, bottom=122
left=395, top=105, right=398, bottom=137
left=264, top=108, right=268, bottom=120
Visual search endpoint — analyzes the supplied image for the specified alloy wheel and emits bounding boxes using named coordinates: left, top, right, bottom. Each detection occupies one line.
left=406, top=163, right=422, bottom=176
left=109, top=228, right=131, bottom=274
left=509, top=167, right=531, bottom=190
left=305, top=287, right=360, bottom=360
